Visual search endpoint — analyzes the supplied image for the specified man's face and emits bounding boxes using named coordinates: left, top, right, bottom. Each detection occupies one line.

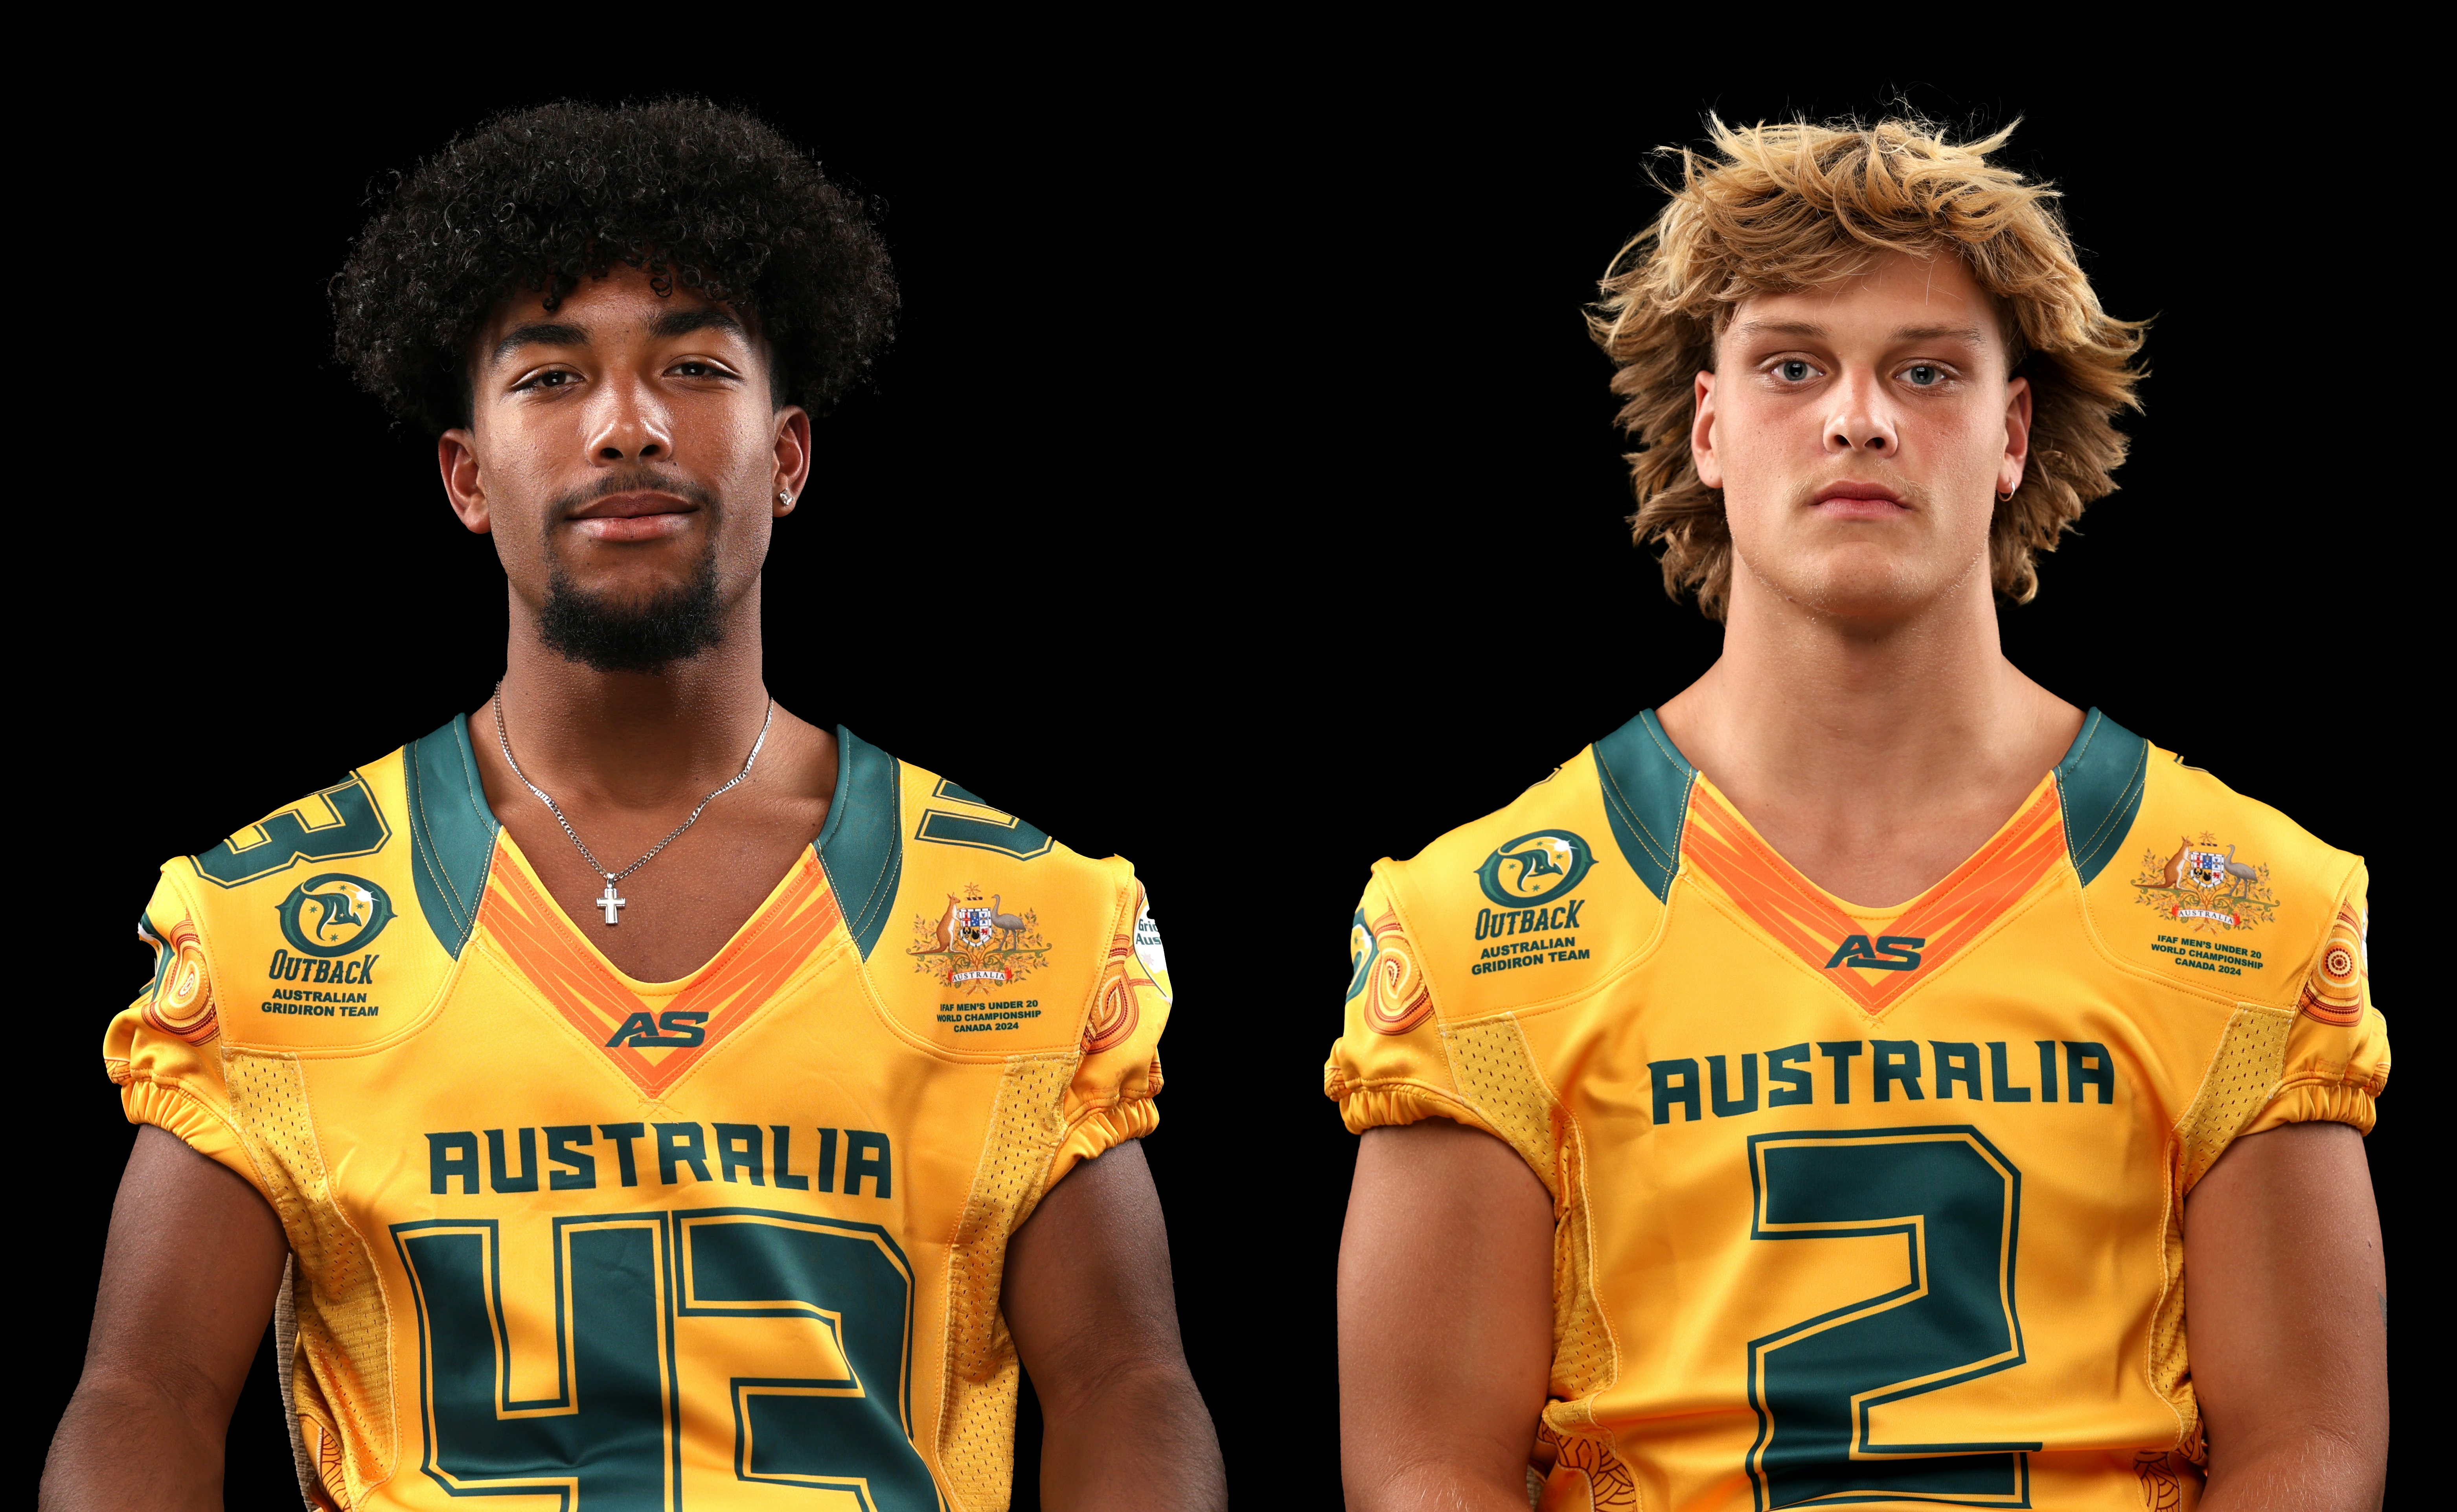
left=1693, top=249, right=2031, bottom=625
left=440, top=263, right=810, bottom=669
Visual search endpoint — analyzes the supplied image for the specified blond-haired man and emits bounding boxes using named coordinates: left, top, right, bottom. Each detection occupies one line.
left=1330, top=120, right=2387, bottom=1512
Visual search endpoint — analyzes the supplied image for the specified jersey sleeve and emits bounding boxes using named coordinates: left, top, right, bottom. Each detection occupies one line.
left=1322, top=868, right=1500, bottom=1139
left=102, top=867, right=264, bottom=1190
left=1048, top=880, right=1171, bottom=1184
left=2243, top=863, right=2389, bottom=1136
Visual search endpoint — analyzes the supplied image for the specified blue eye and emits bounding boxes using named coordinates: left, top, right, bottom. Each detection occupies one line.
left=1905, top=364, right=1942, bottom=386
left=1778, top=361, right=1814, bottom=382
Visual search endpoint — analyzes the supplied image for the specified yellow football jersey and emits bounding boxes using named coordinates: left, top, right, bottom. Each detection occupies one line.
left=1325, top=709, right=2386, bottom=1512
left=107, top=717, right=1171, bottom=1512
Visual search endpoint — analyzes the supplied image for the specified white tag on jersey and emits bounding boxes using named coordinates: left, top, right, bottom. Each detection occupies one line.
left=1134, top=904, right=1173, bottom=1002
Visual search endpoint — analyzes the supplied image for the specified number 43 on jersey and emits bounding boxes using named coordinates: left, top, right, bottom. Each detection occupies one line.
left=394, top=1207, right=941, bottom=1509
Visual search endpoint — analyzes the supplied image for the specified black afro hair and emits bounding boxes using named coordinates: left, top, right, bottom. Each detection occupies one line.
left=331, top=98, right=896, bottom=434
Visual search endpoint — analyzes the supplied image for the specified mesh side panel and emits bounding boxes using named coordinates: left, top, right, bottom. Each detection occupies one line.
left=2150, top=1003, right=2295, bottom=1458
left=1446, top=1020, right=1621, bottom=1438
left=224, top=1050, right=393, bottom=1504
left=2177, top=1006, right=2297, bottom=1193
left=937, top=1054, right=1077, bottom=1512
left=273, top=1260, right=319, bottom=1510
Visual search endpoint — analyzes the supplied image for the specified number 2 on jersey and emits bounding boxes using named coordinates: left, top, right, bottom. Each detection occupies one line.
left=1745, top=1127, right=2038, bottom=1509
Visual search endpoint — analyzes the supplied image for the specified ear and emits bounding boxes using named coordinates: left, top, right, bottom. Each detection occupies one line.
left=771, top=405, right=813, bottom=517
left=1691, top=371, right=1722, bottom=489
left=1997, top=376, right=2033, bottom=498
left=438, top=429, right=491, bottom=535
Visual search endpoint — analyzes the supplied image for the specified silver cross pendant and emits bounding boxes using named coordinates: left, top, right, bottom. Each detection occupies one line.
left=598, top=879, right=627, bottom=926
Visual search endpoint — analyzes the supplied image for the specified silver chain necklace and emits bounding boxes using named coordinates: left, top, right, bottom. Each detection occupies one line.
left=492, top=683, right=774, bottom=926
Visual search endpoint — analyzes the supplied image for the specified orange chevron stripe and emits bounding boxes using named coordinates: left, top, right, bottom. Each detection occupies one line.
left=479, top=848, right=843, bottom=1097
left=1683, top=780, right=2067, bottom=1016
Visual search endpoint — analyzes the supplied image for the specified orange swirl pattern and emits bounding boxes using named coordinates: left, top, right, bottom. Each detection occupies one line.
left=480, top=849, right=842, bottom=1097
left=2133, top=1450, right=2186, bottom=1511
left=1084, top=939, right=1142, bottom=1053
left=1535, top=1422, right=1640, bottom=1511
left=1683, top=781, right=2067, bottom=1017
left=142, top=916, right=220, bottom=1045
left=1364, top=912, right=1434, bottom=1036
left=2296, top=903, right=2368, bottom=1026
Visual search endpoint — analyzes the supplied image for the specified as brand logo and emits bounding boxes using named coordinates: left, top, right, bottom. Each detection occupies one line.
left=605, top=1010, right=709, bottom=1048
left=1476, top=831, right=1595, bottom=908
left=276, top=873, right=395, bottom=957
left=1825, top=934, right=1926, bottom=972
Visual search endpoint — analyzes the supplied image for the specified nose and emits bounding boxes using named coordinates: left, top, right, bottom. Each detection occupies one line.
left=1824, top=370, right=1897, bottom=458
left=585, top=377, right=673, bottom=463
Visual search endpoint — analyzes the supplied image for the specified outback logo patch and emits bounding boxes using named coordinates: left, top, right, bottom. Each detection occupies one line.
left=276, top=873, right=394, bottom=956
left=1471, top=831, right=1597, bottom=977
left=1475, top=831, right=1594, bottom=908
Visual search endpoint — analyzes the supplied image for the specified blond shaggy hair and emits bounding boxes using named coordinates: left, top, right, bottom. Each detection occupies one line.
left=1589, top=116, right=2146, bottom=621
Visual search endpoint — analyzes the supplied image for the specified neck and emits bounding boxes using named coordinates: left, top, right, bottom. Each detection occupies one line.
left=497, top=580, right=773, bottom=807
left=1659, top=560, right=2073, bottom=812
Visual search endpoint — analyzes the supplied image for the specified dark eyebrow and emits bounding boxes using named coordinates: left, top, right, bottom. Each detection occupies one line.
left=1730, top=319, right=1990, bottom=346
left=489, top=321, right=588, bottom=368
left=651, top=306, right=749, bottom=342
left=486, top=307, right=746, bottom=371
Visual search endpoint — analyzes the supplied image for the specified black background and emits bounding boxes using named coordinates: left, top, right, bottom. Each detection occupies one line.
left=32, top=57, right=2422, bottom=1506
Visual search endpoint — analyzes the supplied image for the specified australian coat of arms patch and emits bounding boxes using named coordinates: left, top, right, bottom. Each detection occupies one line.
left=2130, top=832, right=2280, bottom=931
left=910, top=885, right=1051, bottom=993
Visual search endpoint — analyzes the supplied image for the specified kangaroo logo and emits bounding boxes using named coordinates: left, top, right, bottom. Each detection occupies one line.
left=275, top=873, right=395, bottom=957
left=1824, top=934, right=1926, bottom=972
left=1476, top=831, right=1596, bottom=908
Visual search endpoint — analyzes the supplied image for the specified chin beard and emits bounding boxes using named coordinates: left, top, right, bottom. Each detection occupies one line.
left=537, top=548, right=726, bottom=673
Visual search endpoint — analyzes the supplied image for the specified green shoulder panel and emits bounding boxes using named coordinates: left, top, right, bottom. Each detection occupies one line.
left=1591, top=709, right=1697, bottom=903
left=817, top=727, right=904, bottom=960
left=2053, top=708, right=2150, bottom=887
left=403, top=714, right=503, bottom=958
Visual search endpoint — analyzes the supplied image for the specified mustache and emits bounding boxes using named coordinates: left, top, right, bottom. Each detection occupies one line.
left=546, top=468, right=723, bottom=517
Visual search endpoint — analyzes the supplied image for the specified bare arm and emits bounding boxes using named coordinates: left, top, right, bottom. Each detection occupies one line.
left=1339, top=1120, right=1554, bottom=1512
left=1002, top=1139, right=1224, bottom=1511
left=42, top=1124, right=289, bottom=1510
left=2186, top=1121, right=2387, bottom=1512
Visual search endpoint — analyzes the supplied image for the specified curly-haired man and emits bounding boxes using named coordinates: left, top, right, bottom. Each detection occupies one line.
left=1330, top=119, right=2387, bottom=1511
left=46, top=99, right=1224, bottom=1511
